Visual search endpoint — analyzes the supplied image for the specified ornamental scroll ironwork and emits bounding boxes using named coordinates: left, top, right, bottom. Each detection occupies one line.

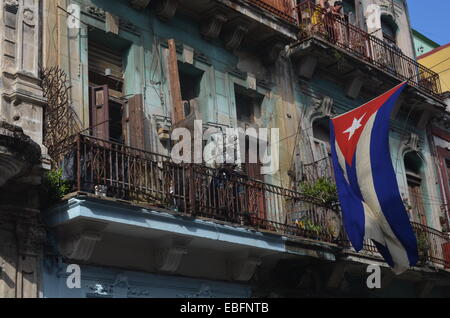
left=40, top=67, right=81, bottom=163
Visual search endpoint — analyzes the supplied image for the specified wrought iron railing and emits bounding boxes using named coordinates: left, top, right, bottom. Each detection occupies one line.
left=295, top=1, right=442, bottom=99
left=58, top=133, right=450, bottom=269
left=247, top=0, right=297, bottom=24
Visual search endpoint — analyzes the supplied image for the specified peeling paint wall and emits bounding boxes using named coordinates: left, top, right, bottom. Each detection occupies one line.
left=42, top=0, right=445, bottom=231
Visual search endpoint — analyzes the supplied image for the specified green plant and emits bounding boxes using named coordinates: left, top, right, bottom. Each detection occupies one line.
left=304, top=219, right=323, bottom=236
left=300, top=177, right=338, bottom=206
left=415, top=231, right=430, bottom=265
left=41, top=168, right=72, bottom=207
left=416, top=232, right=430, bottom=252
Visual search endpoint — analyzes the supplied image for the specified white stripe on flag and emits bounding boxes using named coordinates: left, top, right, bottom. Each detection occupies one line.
left=355, top=112, right=410, bottom=274
left=334, top=139, right=350, bottom=184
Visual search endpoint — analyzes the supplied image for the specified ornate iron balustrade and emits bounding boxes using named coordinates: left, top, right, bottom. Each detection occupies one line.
left=345, top=222, right=450, bottom=268
left=58, top=133, right=450, bottom=269
left=295, top=1, right=442, bottom=99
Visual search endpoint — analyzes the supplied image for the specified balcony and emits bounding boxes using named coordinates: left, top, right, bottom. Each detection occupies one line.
left=54, top=133, right=450, bottom=269
left=292, top=1, right=442, bottom=100
left=246, top=0, right=297, bottom=24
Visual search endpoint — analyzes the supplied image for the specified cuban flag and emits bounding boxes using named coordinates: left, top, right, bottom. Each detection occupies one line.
left=330, top=82, right=418, bottom=274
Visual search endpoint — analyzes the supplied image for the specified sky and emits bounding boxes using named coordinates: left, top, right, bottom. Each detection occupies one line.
left=408, top=0, right=450, bottom=45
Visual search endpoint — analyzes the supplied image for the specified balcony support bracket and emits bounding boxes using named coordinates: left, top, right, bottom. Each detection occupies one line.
left=224, top=23, right=249, bottom=51
left=326, top=261, right=347, bottom=290
left=297, top=55, right=317, bottom=80
left=263, top=41, right=285, bottom=65
left=154, top=0, right=178, bottom=22
left=154, top=237, right=191, bottom=273
left=345, top=71, right=365, bottom=99
left=229, top=257, right=262, bottom=282
left=201, top=11, right=228, bottom=41
left=59, top=231, right=102, bottom=262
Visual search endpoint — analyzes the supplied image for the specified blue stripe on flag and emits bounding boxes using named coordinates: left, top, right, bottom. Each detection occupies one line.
left=370, top=85, right=418, bottom=266
left=330, top=121, right=365, bottom=251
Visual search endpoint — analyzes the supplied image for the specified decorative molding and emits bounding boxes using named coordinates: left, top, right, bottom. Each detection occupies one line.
left=228, top=67, right=247, bottom=80
left=86, top=274, right=151, bottom=298
left=201, top=11, right=227, bottom=41
left=60, top=231, right=102, bottom=261
left=262, top=41, right=285, bottom=65
left=119, top=19, right=140, bottom=35
left=404, top=132, right=421, bottom=152
left=4, top=0, right=19, bottom=9
left=307, top=96, right=335, bottom=124
left=22, top=7, right=35, bottom=26
left=229, top=257, right=261, bottom=281
left=85, top=6, right=106, bottom=21
left=154, top=0, right=178, bottom=21
left=224, top=24, right=249, bottom=51
left=154, top=246, right=187, bottom=273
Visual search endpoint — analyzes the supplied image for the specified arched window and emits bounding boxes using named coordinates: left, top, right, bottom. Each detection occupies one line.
left=381, top=16, right=398, bottom=45
left=404, top=152, right=427, bottom=225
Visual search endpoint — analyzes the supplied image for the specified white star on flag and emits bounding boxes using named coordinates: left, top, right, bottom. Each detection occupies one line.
left=343, top=114, right=366, bottom=140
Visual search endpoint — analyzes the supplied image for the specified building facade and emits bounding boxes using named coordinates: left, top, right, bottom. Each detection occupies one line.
left=0, top=0, right=449, bottom=298
left=0, top=0, right=47, bottom=298
left=413, top=34, right=450, bottom=241
left=412, top=29, right=440, bottom=58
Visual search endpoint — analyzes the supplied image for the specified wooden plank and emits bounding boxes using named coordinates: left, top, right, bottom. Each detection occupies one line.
left=106, top=12, right=119, bottom=35
left=167, top=39, right=184, bottom=125
left=126, top=94, right=145, bottom=149
left=90, top=85, right=110, bottom=141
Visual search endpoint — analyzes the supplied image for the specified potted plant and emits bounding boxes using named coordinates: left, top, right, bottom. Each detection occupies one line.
left=416, top=232, right=430, bottom=265
left=300, top=177, right=338, bottom=207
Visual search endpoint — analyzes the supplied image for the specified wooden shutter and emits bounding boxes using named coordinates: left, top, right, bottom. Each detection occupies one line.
left=90, top=85, right=110, bottom=141
left=245, top=141, right=266, bottom=220
left=407, top=176, right=427, bottom=226
left=312, top=138, right=332, bottom=179
left=123, top=94, right=145, bottom=149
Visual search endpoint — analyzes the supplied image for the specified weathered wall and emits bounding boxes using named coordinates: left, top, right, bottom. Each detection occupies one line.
left=42, top=0, right=445, bottom=230
left=0, top=0, right=47, bottom=298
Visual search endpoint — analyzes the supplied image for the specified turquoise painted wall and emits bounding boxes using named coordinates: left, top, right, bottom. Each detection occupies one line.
left=43, top=260, right=251, bottom=298
left=413, top=30, right=439, bottom=57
